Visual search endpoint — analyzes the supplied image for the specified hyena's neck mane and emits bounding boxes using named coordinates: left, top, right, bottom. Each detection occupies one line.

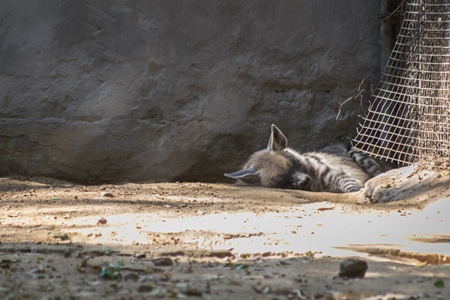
left=283, top=148, right=310, bottom=170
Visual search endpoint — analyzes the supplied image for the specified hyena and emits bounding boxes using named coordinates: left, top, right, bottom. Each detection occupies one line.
left=224, top=124, right=381, bottom=193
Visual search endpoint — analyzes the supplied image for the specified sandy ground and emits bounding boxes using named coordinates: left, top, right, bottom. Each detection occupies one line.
left=1, top=175, right=450, bottom=299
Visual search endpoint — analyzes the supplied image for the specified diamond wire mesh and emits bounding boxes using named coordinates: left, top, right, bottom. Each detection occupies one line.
left=352, top=0, right=450, bottom=168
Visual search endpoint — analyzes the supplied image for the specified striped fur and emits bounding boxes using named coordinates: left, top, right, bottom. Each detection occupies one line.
left=224, top=124, right=381, bottom=193
left=348, top=148, right=381, bottom=178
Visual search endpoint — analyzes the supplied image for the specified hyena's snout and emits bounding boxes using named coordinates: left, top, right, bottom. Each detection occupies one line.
left=283, top=171, right=311, bottom=190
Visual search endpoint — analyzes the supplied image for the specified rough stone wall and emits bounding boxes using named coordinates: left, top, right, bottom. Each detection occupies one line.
left=0, top=1, right=381, bottom=184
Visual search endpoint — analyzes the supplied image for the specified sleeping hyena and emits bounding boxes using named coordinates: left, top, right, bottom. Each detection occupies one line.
left=224, top=124, right=381, bottom=193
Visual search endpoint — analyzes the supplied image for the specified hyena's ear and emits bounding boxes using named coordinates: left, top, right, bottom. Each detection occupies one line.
left=224, top=165, right=259, bottom=179
left=224, top=165, right=261, bottom=185
left=267, top=124, right=288, bottom=151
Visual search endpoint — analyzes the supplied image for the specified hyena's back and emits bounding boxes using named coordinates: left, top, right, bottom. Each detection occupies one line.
left=299, top=149, right=369, bottom=193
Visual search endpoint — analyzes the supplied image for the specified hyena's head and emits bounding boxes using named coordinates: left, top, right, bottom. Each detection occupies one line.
left=224, top=124, right=311, bottom=189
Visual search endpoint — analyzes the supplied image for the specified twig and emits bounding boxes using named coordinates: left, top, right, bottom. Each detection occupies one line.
left=336, top=79, right=375, bottom=120
left=336, top=90, right=366, bottom=120
left=381, top=0, right=406, bottom=20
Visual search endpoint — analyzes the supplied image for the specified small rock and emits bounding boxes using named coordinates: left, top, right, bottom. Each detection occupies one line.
left=137, top=284, right=154, bottom=293
left=338, top=258, right=368, bottom=279
left=134, top=252, right=146, bottom=258
left=152, top=257, right=173, bottom=266
left=101, top=192, right=114, bottom=197
left=183, top=286, right=203, bottom=297
left=97, top=218, right=107, bottom=225
left=123, top=273, right=140, bottom=282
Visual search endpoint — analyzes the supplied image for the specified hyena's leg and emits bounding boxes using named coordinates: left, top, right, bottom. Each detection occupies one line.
left=348, top=149, right=381, bottom=178
left=333, top=172, right=363, bottom=193
left=305, top=153, right=364, bottom=193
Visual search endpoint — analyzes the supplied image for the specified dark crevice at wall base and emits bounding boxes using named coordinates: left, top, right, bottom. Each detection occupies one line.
left=379, top=0, right=405, bottom=71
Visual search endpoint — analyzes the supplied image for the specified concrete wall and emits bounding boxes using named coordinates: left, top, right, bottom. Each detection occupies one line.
left=0, top=1, right=381, bottom=183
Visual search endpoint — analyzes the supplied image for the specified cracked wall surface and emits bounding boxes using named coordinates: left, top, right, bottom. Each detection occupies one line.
left=0, top=1, right=381, bottom=183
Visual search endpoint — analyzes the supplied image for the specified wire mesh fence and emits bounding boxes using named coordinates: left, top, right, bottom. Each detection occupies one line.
left=352, top=0, right=450, bottom=168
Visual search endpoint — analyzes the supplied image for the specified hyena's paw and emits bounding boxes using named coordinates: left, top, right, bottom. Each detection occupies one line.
left=339, top=178, right=364, bottom=193
left=346, top=186, right=363, bottom=193
left=348, top=149, right=381, bottom=178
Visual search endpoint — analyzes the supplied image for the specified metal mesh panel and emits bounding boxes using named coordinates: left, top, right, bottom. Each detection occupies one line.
left=352, top=0, right=450, bottom=168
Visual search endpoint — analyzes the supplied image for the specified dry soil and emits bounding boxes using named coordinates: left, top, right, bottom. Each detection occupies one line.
left=1, top=176, right=449, bottom=299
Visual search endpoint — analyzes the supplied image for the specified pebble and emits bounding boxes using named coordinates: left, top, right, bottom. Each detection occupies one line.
left=97, top=218, right=107, bottom=225
left=152, top=257, right=174, bottom=266
left=137, top=284, right=154, bottom=293
left=101, top=192, right=115, bottom=197
left=338, top=258, right=368, bottom=278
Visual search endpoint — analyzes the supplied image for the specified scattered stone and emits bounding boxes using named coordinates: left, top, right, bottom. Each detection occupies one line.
left=123, top=273, right=140, bottom=282
left=338, top=258, right=368, bottom=279
left=183, top=286, right=203, bottom=297
left=64, top=249, right=73, bottom=258
left=159, top=251, right=186, bottom=257
left=137, top=284, right=154, bottom=293
left=205, top=250, right=234, bottom=258
left=101, top=192, right=114, bottom=197
left=152, top=257, right=174, bottom=266
left=134, top=252, right=146, bottom=258
left=97, top=218, right=107, bottom=225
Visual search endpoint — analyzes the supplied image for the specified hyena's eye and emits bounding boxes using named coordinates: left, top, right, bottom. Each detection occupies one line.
left=289, top=172, right=311, bottom=189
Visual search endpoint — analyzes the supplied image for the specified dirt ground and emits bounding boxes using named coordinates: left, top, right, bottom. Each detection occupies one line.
left=1, top=176, right=450, bottom=300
